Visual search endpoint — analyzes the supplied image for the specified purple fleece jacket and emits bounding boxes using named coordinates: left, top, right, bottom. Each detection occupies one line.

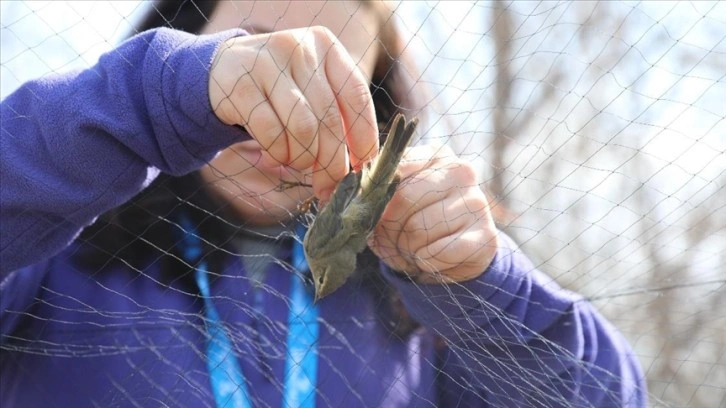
left=0, top=28, right=646, bottom=407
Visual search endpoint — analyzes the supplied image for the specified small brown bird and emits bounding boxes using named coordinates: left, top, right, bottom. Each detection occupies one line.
left=303, top=113, right=419, bottom=301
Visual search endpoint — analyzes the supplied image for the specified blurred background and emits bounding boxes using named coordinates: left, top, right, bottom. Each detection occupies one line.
left=2, top=1, right=724, bottom=406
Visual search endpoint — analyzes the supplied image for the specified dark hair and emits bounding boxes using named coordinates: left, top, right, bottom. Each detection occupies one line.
left=77, top=0, right=423, bottom=337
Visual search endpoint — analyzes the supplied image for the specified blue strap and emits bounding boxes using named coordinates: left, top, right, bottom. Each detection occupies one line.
left=181, top=217, right=251, bottom=408
left=195, top=262, right=253, bottom=408
left=282, top=223, right=319, bottom=408
left=181, top=217, right=318, bottom=408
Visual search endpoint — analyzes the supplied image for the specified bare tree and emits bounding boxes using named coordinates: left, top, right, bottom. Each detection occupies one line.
left=482, top=1, right=726, bottom=406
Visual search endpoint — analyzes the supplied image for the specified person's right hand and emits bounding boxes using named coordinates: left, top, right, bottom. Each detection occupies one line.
left=208, top=26, right=379, bottom=200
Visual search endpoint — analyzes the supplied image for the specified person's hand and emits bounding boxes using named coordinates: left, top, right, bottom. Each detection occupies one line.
left=208, top=26, right=378, bottom=200
left=369, top=145, right=498, bottom=284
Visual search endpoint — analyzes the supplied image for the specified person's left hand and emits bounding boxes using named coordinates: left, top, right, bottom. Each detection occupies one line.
left=368, top=145, right=498, bottom=284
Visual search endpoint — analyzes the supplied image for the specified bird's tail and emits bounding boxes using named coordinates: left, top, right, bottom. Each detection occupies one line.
left=366, top=113, right=418, bottom=188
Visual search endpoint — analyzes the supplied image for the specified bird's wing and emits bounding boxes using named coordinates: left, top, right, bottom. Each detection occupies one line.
left=328, top=170, right=362, bottom=215
left=304, top=171, right=362, bottom=257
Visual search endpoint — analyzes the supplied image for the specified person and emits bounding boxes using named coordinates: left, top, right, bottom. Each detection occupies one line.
left=0, top=1, right=647, bottom=406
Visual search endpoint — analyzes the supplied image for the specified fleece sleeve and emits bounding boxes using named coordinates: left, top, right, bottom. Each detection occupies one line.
left=0, top=28, right=250, bottom=277
left=383, top=233, right=647, bottom=407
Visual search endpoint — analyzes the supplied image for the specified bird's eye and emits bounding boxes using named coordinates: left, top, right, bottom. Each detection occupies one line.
left=318, top=276, right=324, bottom=285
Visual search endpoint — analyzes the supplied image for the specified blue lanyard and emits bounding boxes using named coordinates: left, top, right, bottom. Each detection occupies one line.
left=283, top=223, right=320, bottom=408
left=180, top=217, right=319, bottom=408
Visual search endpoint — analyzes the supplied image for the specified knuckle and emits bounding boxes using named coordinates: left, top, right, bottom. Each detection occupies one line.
left=288, top=33, right=318, bottom=68
left=460, top=192, right=489, bottom=220
left=344, top=82, right=373, bottom=114
left=257, top=121, right=286, bottom=151
left=319, top=106, right=343, bottom=139
left=233, top=81, right=263, bottom=118
left=298, top=45, right=319, bottom=73
left=405, top=210, right=427, bottom=234
left=469, top=193, right=490, bottom=212
left=233, top=74, right=258, bottom=101
left=459, top=162, right=479, bottom=184
left=288, top=109, right=318, bottom=147
left=445, top=160, right=478, bottom=186
left=310, top=25, right=336, bottom=42
left=270, top=30, right=300, bottom=51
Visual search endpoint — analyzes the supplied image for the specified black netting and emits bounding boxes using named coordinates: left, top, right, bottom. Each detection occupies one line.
left=1, top=1, right=724, bottom=407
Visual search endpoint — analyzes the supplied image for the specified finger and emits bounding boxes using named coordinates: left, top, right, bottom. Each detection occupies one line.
left=266, top=73, right=319, bottom=171
left=242, top=97, right=287, bottom=168
left=414, top=229, right=492, bottom=280
left=374, top=153, right=450, bottom=254
left=381, top=159, right=456, bottom=225
left=410, top=184, right=497, bottom=282
left=290, top=39, right=349, bottom=199
left=372, top=190, right=490, bottom=279
left=320, top=29, right=378, bottom=170
left=380, top=159, right=483, bottom=257
left=312, top=140, right=348, bottom=200
left=373, top=190, right=476, bottom=276
left=369, top=237, right=417, bottom=275
left=403, top=189, right=487, bottom=259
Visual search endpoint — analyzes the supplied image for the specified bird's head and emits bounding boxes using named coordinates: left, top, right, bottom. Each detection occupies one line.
left=308, top=250, right=357, bottom=302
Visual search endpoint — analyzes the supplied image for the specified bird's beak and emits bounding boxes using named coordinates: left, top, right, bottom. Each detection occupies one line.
left=313, top=283, right=327, bottom=304
left=312, top=279, right=323, bottom=304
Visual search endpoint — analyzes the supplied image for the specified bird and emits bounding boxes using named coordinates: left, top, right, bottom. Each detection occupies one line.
left=303, top=113, right=418, bottom=301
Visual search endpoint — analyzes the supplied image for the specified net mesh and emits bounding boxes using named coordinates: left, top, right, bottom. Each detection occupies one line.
left=1, top=1, right=724, bottom=407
